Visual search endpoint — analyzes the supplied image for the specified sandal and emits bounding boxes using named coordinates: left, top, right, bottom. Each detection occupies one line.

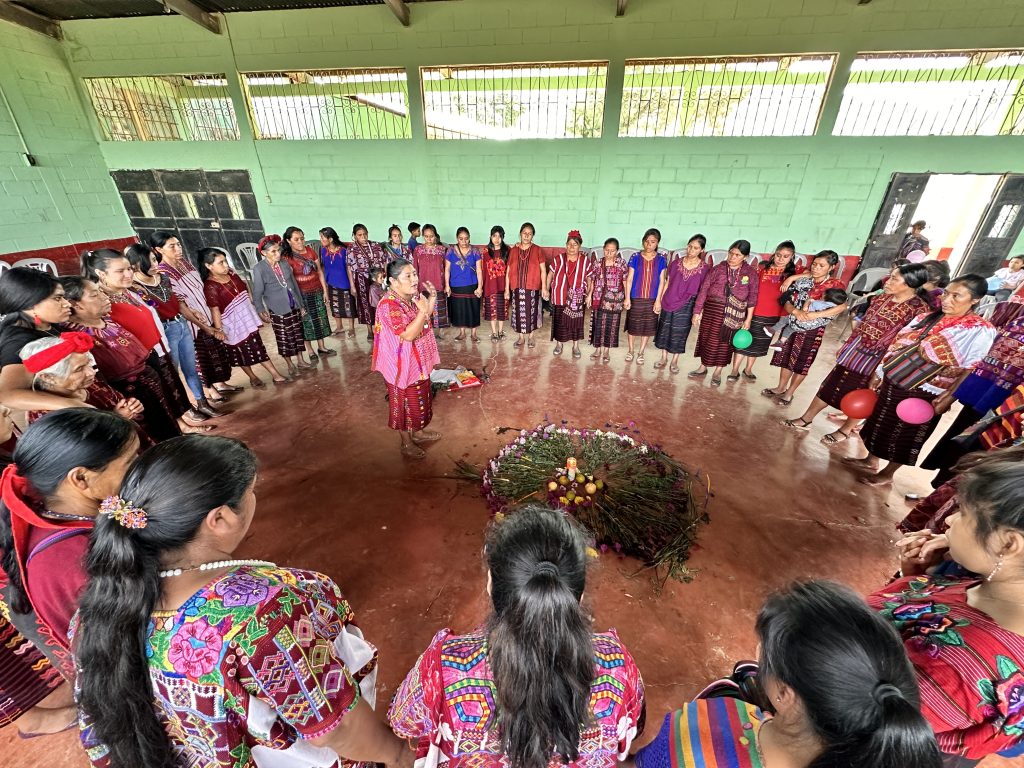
left=760, top=388, right=783, bottom=398
left=183, top=408, right=210, bottom=424
left=783, top=418, right=812, bottom=431
left=498, top=331, right=506, bottom=339
left=401, top=443, right=427, bottom=460
left=821, top=430, right=851, bottom=446
left=688, top=368, right=708, bottom=378
left=670, top=364, right=679, bottom=373
left=776, top=395, right=793, bottom=406
left=603, top=353, right=610, bottom=362
left=742, top=371, right=757, bottom=381
left=624, top=352, right=634, bottom=362
left=654, top=361, right=666, bottom=369
left=590, top=351, right=601, bottom=360
left=491, top=334, right=499, bottom=341
left=412, top=429, right=442, bottom=443
left=347, top=329, right=356, bottom=338
left=711, top=376, right=721, bottom=386
left=308, top=351, right=319, bottom=360
left=514, top=338, right=525, bottom=347
left=250, top=379, right=266, bottom=389
left=636, top=354, right=645, bottom=365
left=318, top=348, right=337, bottom=356
left=553, top=345, right=563, bottom=356
left=726, top=373, right=740, bottom=382
left=273, top=376, right=293, bottom=384
left=472, top=335, right=480, bottom=343
left=528, top=339, right=536, bottom=348
left=182, top=423, right=215, bottom=433
left=214, top=383, right=243, bottom=393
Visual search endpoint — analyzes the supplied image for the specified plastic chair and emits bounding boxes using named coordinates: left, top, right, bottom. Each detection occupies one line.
left=846, top=267, right=891, bottom=296
left=793, top=253, right=809, bottom=270
left=618, top=247, right=639, bottom=260
left=705, top=249, right=728, bottom=266
left=13, top=257, right=57, bottom=275
left=0, top=261, right=11, bottom=273
left=977, top=295, right=998, bottom=320
left=235, top=243, right=259, bottom=272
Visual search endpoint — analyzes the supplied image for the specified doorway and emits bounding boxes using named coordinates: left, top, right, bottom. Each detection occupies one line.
left=860, top=172, right=1024, bottom=276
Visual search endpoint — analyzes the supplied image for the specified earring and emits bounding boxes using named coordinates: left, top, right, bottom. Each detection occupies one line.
left=31, top=314, right=41, bottom=326
left=987, top=555, right=1004, bottom=582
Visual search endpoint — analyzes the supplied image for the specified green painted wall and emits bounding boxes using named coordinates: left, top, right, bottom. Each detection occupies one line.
left=0, top=21, right=132, bottom=253
left=17, top=0, right=1024, bottom=255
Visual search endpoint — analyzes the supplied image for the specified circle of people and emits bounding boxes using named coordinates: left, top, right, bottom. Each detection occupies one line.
left=1, top=220, right=1024, bottom=767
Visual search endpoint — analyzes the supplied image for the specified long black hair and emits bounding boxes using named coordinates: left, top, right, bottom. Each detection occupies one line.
left=893, top=262, right=930, bottom=301
left=729, top=239, right=752, bottom=257
left=960, top=456, right=1024, bottom=541
left=81, top=248, right=126, bottom=282
left=488, top=226, right=510, bottom=262
left=757, top=580, right=941, bottom=768
left=486, top=506, right=593, bottom=768
left=0, top=267, right=60, bottom=330
left=0, top=409, right=136, bottom=614
left=196, top=247, right=224, bottom=282
left=59, top=275, right=89, bottom=302
left=760, top=240, right=799, bottom=278
left=320, top=226, right=343, bottom=249
left=281, top=226, right=305, bottom=258
left=75, top=435, right=258, bottom=768
left=918, top=273, right=987, bottom=326
left=124, top=243, right=155, bottom=275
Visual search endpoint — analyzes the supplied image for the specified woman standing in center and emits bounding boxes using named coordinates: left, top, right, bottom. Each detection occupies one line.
left=282, top=226, right=335, bottom=361
left=588, top=238, right=628, bottom=361
left=412, top=224, right=450, bottom=339
left=548, top=230, right=593, bottom=359
left=623, top=229, right=669, bottom=365
left=481, top=226, right=510, bottom=340
left=444, top=227, right=483, bottom=342
left=691, top=240, right=759, bottom=385
left=505, top=222, right=547, bottom=348
left=654, top=234, right=709, bottom=372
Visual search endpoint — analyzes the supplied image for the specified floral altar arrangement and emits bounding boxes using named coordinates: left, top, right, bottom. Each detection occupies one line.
left=456, top=422, right=710, bottom=584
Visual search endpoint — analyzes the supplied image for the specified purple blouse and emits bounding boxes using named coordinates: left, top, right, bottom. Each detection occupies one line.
left=694, top=261, right=760, bottom=314
left=661, top=259, right=709, bottom=313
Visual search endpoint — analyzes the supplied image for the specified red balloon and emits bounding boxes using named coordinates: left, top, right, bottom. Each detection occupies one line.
left=840, top=388, right=878, bottom=419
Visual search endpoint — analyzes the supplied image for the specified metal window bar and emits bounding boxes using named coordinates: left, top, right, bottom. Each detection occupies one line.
left=618, top=55, right=836, bottom=138
left=82, top=75, right=239, bottom=142
left=833, top=50, right=1024, bottom=137
left=420, top=62, right=608, bottom=140
left=239, top=69, right=411, bottom=140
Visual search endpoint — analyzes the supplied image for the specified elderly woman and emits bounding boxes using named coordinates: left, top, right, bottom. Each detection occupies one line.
left=412, top=224, right=450, bottom=339
left=372, top=258, right=441, bottom=460
left=548, top=230, right=593, bottom=358
left=783, top=263, right=930, bottom=444
left=588, top=238, right=629, bottom=361
left=623, top=228, right=668, bottom=365
left=728, top=240, right=799, bottom=382
left=445, top=226, right=484, bottom=342
left=348, top=223, right=388, bottom=340
left=845, top=274, right=997, bottom=487
left=251, top=234, right=314, bottom=376
left=691, top=240, right=759, bottom=385
left=762, top=250, right=846, bottom=405
left=505, top=222, right=547, bottom=348
left=654, top=234, right=709, bottom=372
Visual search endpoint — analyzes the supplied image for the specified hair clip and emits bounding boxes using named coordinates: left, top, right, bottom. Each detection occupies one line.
left=100, top=495, right=148, bottom=530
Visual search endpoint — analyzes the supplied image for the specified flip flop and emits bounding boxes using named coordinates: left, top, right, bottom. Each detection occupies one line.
left=624, top=352, right=634, bottom=362
left=250, top=379, right=267, bottom=389
left=821, top=431, right=851, bottom=445
left=742, top=371, right=757, bottom=381
left=572, top=348, right=581, bottom=358
left=214, top=383, right=243, bottom=393
left=710, top=377, right=721, bottom=386
left=401, top=443, right=427, bottom=460
left=318, top=348, right=337, bottom=356
left=528, top=339, right=536, bottom=348
left=412, top=430, right=442, bottom=443
left=783, top=418, right=812, bottom=431
left=182, top=423, right=215, bottom=433
left=726, top=374, right=740, bottom=382
left=688, top=368, right=707, bottom=377
left=760, top=388, right=782, bottom=398
left=670, top=364, right=679, bottom=373
left=654, top=361, right=666, bottom=369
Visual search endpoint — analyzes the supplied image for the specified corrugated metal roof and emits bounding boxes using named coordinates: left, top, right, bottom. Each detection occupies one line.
left=10, top=0, right=438, bottom=22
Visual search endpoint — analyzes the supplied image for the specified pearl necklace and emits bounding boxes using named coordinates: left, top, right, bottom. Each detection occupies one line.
left=159, top=558, right=275, bottom=579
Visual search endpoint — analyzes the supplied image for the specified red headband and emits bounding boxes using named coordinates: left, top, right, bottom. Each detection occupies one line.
left=22, top=332, right=94, bottom=374
left=259, top=234, right=282, bottom=252
left=568, top=229, right=583, bottom=243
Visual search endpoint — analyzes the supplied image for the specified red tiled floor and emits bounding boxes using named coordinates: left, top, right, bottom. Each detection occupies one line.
left=1, top=323, right=1020, bottom=766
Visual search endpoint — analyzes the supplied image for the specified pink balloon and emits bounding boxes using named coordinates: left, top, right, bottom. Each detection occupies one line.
left=896, top=397, right=935, bottom=425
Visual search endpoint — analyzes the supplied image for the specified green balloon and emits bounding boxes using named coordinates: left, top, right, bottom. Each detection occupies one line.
left=733, top=329, right=753, bottom=349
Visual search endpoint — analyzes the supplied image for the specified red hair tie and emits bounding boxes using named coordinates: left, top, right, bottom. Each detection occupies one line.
left=567, top=229, right=583, bottom=243
left=22, top=332, right=94, bottom=374
left=258, top=234, right=282, bottom=252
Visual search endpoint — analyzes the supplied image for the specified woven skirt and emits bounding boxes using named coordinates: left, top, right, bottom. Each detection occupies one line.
left=590, top=309, right=622, bottom=348
left=110, top=365, right=183, bottom=442
left=193, top=329, right=233, bottom=386
left=693, top=298, right=734, bottom=368
left=483, top=292, right=507, bottom=321
left=654, top=298, right=696, bottom=354
left=271, top=309, right=305, bottom=357
left=228, top=330, right=270, bottom=368
left=300, top=291, right=331, bottom=341
left=860, top=379, right=940, bottom=465
left=0, top=614, right=65, bottom=727
left=992, top=301, right=1024, bottom=328
left=354, top=274, right=374, bottom=326
left=510, top=288, right=541, bottom=334
left=551, top=305, right=585, bottom=342
left=920, top=403, right=986, bottom=482
left=386, top=379, right=433, bottom=432
left=328, top=285, right=357, bottom=319
left=735, top=314, right=778, bottom=359
left=149, top=353, right=190, bottom=418
left=625, top=298, right=658, bottom=337
left=816, top=364, right=873, bottom=409
left=770, top=326, right=826, bottom=375
left=448, top=284, right=481, bottom=328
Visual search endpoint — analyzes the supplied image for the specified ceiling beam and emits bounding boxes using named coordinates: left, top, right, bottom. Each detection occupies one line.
left=615, top=0, right=628, bottom=17
left=382, top=0, right=410, bottom=26
left=0, top=1, right=62, bottom=39
left=163, top=0, right=222, bottom=35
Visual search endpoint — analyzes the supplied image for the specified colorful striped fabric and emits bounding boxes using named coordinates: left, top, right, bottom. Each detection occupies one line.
left=636, top=698, right=766, bottom=768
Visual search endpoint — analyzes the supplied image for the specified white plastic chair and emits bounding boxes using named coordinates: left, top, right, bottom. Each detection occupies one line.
left=618, top=247, right=639, bottom=260
left=0, top=261, right=11, bottom=274
left=13, top=257, right=57, bottom=275
left=977, top=295, right=998, bottom=320
left=705, top=249, right=728, bottom=266
left=235, top=243, right=259, bottom=271
left=793, top=253, right=809, bottom=270
left=846, top=267, right=891, bottom=296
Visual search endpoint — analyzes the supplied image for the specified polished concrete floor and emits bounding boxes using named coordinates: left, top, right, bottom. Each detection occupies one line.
left=2, top=321, right=1020, bottom=767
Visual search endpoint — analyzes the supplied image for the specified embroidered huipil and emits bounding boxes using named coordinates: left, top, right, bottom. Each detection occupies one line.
left=413, top=246, right=448, bottom=293
left=388, top=628, right=645, bottom=768
left=348, top=242, right=387, bottom=277
left=694, top=262, right=759, bottom=314
left=549, top=253, right=593, bottom=309
left=660, top=259, right=708, bottom=313
left=592, top=256, right=629, bottom=312
left=372, top=292, right=440, bottom=389
left=481, top=251, right=508, bottom=297
left=285, top=247, right=322, bottom=295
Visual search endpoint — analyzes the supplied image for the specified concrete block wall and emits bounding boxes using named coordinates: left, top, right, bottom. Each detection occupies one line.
left=0, top=22, right=132, bottom=254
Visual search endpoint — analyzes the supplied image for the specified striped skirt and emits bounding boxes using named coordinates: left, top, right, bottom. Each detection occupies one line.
left=150, top=353, right=190, bottom=418
left=193, top=328, right=233, bottom=386
left=386, top=379, right=433, bottom=432
left=432, top=294, right=450, bottom=329
left=271, top=309, right=305, bottom=357
left=590, top=309, right=622, bottom=348
left=300, top=291, right=331, bottom=341
left=625, top=298, right=658, bottom=337
left=328, top=285, right=357, bottom=319
left=0, top=614, right=64, bottom=727
left=448, top=285, right=481, bottom=328
left=483, top=292, right=507, bottom=321
left=510, top=288, right=541, bottom=334
left=816, top=364, right=873, bottom=409
left=735, top=314, right=778, bottom=359
left=654, top=298, right=696, bottom=354
left=354, top=274, right=374, bottom=326
left=228, top=330, right=270, bottom=368
left=109, top=365, right=183, bottom=442
left=860, top=379, right=940, bottom=465
left=693, top=298, right=734, bottom=368
left=551, top=305, right=585, bottom=342
left=770, top=326, right=825, bottom=375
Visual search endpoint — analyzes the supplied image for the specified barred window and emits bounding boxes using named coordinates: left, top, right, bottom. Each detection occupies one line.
left=420, top=62, right=608, bottom=140
left=618, top=55, right=836, bottom=138
left=239, top=69, right=411, bottom=140
left=833, top=50, right=1024, bottom=136
left=83, top=75, right=239, bottom=142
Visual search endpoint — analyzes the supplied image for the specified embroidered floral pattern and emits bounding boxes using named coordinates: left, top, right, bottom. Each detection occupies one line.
left=168, top=616, right=223, bottom=678
left=215, top=572, right=271, bottom=608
